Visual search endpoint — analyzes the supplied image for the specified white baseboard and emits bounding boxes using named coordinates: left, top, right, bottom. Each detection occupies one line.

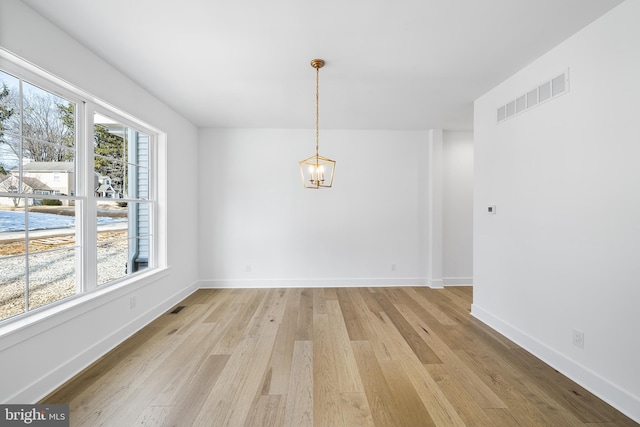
left=199, top=277, right=429, bottom=289
left=471, top=303, right=640, bottom=424
left=427, top=278, right=444, bottom=288
left=8, top=279, right=199, bottom=404
left=442, top=276, right=473, bottom=286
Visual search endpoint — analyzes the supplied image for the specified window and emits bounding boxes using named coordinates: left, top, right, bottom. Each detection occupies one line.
left=1, top=56, right=161, bottom=323
left=93, top=112, right=153, bottom=285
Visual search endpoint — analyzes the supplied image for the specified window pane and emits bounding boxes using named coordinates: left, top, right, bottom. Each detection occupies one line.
left=0, top=197, right=26, bottom=255
left=97, top=230, right=128, bottom=285
left=27, top=198, right=77, bottom=253
left=0, top=255, right=26, bottom=321
left=1, top=197, right=27, bottom=321
left=128, top=164, right=149, bottom=200
left=96, top=201, right=128, bottom=285
left=0, top=135, right=21, bottom=172
left=94, top=113, right=150, bottom=200
left=96, top=200, right=150, bottom=285
left=28, top=248, right=76, bottom=310
left=21, top=148, right=75, bottom=196
left=94, top=157, right=125, bottom=198
left=22, top=81, right=75, bottom=148
left=0, top=70, right=20, bottom=143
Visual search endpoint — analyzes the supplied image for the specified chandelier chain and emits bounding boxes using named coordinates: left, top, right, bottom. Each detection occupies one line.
left=315, top=65, right=320, bottom=158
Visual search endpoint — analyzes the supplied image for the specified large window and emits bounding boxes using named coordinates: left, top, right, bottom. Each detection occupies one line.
left=0, top=59, right=159, bottom=323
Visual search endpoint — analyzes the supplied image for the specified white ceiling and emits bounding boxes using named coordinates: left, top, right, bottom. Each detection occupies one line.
left=22, top=0, right=622, bottom=130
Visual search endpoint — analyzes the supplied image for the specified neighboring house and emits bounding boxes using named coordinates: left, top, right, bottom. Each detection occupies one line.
left=0, top=174, right=54, bottom=206
left=19, top=161, right=75, bottom=198
left=95, top=175, right=120, bottom=198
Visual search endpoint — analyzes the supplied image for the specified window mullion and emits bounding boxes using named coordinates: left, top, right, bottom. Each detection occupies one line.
left=82, top=102, right=97, bottom=292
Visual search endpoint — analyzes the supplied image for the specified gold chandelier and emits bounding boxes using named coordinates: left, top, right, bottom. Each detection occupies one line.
left=299, top=59, right=336, bottom=189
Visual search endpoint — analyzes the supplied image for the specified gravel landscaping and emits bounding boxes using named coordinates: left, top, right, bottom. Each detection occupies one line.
left=0, top=231, right=128, bottom=321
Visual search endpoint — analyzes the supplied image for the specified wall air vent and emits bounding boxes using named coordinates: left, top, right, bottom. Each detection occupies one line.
left=497, top=69, right=569, bottom=123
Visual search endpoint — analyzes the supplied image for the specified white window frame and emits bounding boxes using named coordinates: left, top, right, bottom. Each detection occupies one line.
left=87, top=104, right=159, bottom=291
left=0, top=49, right=166, bottom=326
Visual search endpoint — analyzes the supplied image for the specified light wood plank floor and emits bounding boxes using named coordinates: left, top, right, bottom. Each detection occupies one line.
left=42, top=287, right=637, bottom=426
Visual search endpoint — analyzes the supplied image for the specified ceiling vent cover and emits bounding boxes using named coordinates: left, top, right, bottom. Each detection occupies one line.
left=497, top=69, right=569, bottom=123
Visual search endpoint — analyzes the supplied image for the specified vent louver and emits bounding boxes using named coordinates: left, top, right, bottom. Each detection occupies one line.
left=497, top=70, right=569, bottom=123
left=169, top=305, right=186, bottom=314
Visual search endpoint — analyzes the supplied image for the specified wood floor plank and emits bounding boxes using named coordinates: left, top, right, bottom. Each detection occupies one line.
left=283, top=340, right=314, bottom=427
left=296, top=289, right=314, bottom=341
left=335, top=288, right=367, bottom=341
left=454, top=344, right=586, bottom=426
left=345, top=288, right=394, bottom=361
left=324, top=287, right=338, bottom=301
left=244, top=394, right=286, bottom=427
left=209, top=289, right=265, bottom=354
left=378, top=359, right=436, bottom=427
left=105, top=321, right=228, bottom=425
left=508, top=347, right=633, bottom=425
left=131, top=405, right=172, bottom=426
left=326, top=300, right=366, bottom=393
left=373, top=291, right=442, bottom=364
left=373, top=311, right=467, bottom=427
left=262, top=294, right=299, bottom=395
left=340, top=392, right=375, bottom=427
left=394, top=302, right=506, bottom=409
left=160, top=354, right=230, bottom=427
left=59, top=303, right=215, bottom=424
left=202, top=289, right=243, bottom=323
left=351, top=340, right=404, bottom=427
left=195, top=289, right=287, bottom=426
left=313, top=313, right=343, bottom=427
left=40, top=287, right=638, bottom=427
left=425, top=363, right=504, bottom=427
left=313, top=288, right=327, bottom=315
left=403, top=287, right=458, bottom=326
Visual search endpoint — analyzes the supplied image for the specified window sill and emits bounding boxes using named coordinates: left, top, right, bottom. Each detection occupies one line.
left=0, top=266, right=171, bottom=352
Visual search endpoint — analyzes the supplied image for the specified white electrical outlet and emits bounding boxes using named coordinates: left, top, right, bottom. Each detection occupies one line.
left=130, top=295, right=137, bottom=309
left=391, top=263, right=397, bottom=272
left=246, top=264, right=252, bottom=273
left=572, top=329, right=584, bottom=349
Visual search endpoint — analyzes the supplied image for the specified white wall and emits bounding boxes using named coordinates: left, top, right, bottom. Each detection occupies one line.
left=473, top=0, right=640, bottom=421
left=0, top=1, right=199, bottom=402
left=198, top=128, right=430, bottom=287
left=198, top=128, right=474, bottom=288
left=443, top=130, right=473, bottom=284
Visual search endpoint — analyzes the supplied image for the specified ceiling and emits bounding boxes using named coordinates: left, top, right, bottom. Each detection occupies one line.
left=22, top=0, right=622, bottom=130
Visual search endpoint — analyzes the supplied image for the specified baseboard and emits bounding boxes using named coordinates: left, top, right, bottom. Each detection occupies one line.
left=8, top=280, right=199, bottom=404
left=442, top=276, right=473, bottom=286
left=427, top=278, right=444, bottom=288
left=471, top=304, right=640, bottom=423
left=199, top=277, right=429, bottom=289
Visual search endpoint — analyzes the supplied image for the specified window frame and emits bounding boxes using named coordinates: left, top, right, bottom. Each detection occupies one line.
left=0, top=50, right=165, bottom=326
left=88, top=105, right=159, bottom=290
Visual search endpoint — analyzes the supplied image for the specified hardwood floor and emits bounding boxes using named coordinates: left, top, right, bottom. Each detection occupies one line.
left=42, top=287, right=637, bottom=426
